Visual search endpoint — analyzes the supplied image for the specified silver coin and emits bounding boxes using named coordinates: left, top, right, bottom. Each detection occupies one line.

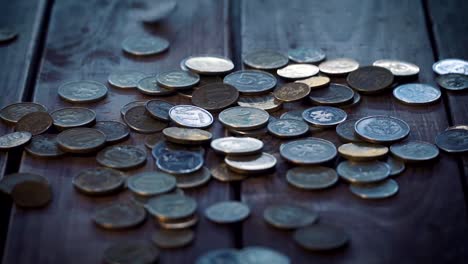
left=211, top=137, right=263, bottom=156
left=184, top=55, right=235, bottom=75
left=157, top=70, right=200, bottom=89
left=120, top=100, right=147, bottom=117
left=349, top=179, right=399, bottom=199
left=390, top=140, right=439, bottom=162
left=355, top=116, right=410, bottom=143
left=335, top=119, right=362, bottom=143
left=225, top=152, right=277, bottom=174
left=239, top=246, right=291, bottom=264
left=195, top=249, right=241, bottom=264
left=435, top=129, right=468, bottom=153
left=58, top=80, right=108, bottom=103
left=308, top=83, right=355, bottom=106
left=0, top=102, right=47, bottom=124
left=286, top=166, right=338, bottom=190
left=280, top=138, right=337, bottom=165
left=337, top=161, right=391, bottom=183
left=280, top=110, right=304, bottom=122
left=137, top=76, right=175, bottom=95
left=277, top=64, right=319, bottom=79
left=168, top=105, right=213, bottom=128
left=50, top=107, right=96, bottom=129
left=267, top=119, right=309, bottom=138
left=302, top=106, right=347, bottom=127
left=205, top=201, right=250, bottom=224
left=393, top=83, right=441, bottom=105
left=93, top=121, right=130, bottom=143
left=122, top=35, right=169, bottom=56
left=288, top=47, right=326, bottom=64
left=263, top=204, right=318, bottom=229
left=243, top=50, right=288, bottom=70
left=145, top=100, right=174, bottom=121
left=127, top=171, right=176, bottom=196
left=0, top=131, right=32, bottom=150
left=151, top=140, right=205, bottom=160
left=219, top=106, right=269, bottom=131
left=432, top=58, right=468, bottom=75
left=237, top=93, right=283, bottom=113
left=386, top=156, right=405, bottom=176
left=373, top=59, right=420, bottom=77
left=108, top=71, right=147, bottom=89
left=156, top=150, right=204, bottom=174
left=224, top=70, right=277, bottom=95
left=436, top=73, right=468, bottom=91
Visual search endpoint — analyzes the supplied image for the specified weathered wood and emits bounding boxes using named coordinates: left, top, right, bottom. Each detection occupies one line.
left=2, top=0, right=235, bottom=263
left=240, top=0, right=468, bottom=263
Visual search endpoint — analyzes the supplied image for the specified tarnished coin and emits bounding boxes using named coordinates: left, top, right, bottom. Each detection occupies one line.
left=393, top=83, right=441, bottom=105
left=152, top=229, right=194, bottom=249
left=191, top=83, right=239, bottom=111
left=264, top=204, right=318, bottom=229
left=156, top=150, right=204, bottom=174
left=184, top=55, right=234, bottom=75
left=144, top=133, right=164, bottom=149
left=0, top=131, right=32, bottom=150
left=302, top=106, right=347, bottom=127
left=295, top=76, right=330, bottom=89
left=108, top=70, right=146, bottom=89
left=25, top=134, right=65, bottom=157
left=243, top=50, right=288, bottom=70
left=93, top=201, right=146, bottom=229
left=127, top=171, right=176, bottom=196
left=146, top=193, right=197, bottom=220
left=93, top=121, right=129, bottom=143
left=390, top=140, right=439, bottom=162
left=436, top=73, right=468, bottom=91
left=0, top=172, right=48, bottom=194
left=225, top=152, right=276, bottom=174
left=432, top=58, right=468, bottom=75
left=51, top=107, right=96, bottom=130
left=436, top=129, right=468, bottom=153
left=337, top=160, right=390, bottom=183
left=219, top=106, right=269, bottom=130
left=137, top=76, right=175, bottom=95
left=136, top=0, right=177, bottom=23
left=72, top=167, right=125, bottom=195
left=15, top=112, right=51, bottom=135
left=169, top=105, right=213, bottom=128
left=124, top=105, right=168, bottom=134
left=336, top=119, right=362, bottom=143
left=0, top=102, right=47, bottom=124
left=347, top=66, right=394, bottom=94
left=319, top=58, right=359, bottom=75
left=237, top=94, right=282, bottom=112
left=103, top=241, right=159, bottom=264
left=174, top=166, right=211, bottom=188
left=288, top=47, right=326, bottom=64
left=273, top=83, right=311, bottom=102
left=58, top=80, right=108, bottom=103
left=11, top=180, right=52, bottom=208
left=158, top=214, right=199, bottom=229
left=294, top=224, right=349, bottom=251
left=163, top=127, right=212, bottom=145
left=286, top=166, right=338, bottom=190
left=280, top=138, right=337, bottom=165
left=280, top=110, right=308, bottom=123
left=122, top=35, right=169, bottom=56
left=239, top=247, right=291, bottom=264
left=211, top=163, right=247, bottom=182
left=308, top=83, right=355, bottom=106
left=211, top=137, right=263, bottom=156
left=97, top=145, right=147, bottom=170
left=224, top=70, right=277, bottom=95
left=386, top=156, right=405, bottom=176
left=350, top=179, right=399, bottom=199
left=205, top=201, right=250, bottom=224
left=373, top=59, right=419, bottom=77
left=157, top=70, right=200, bottom=89
left=267, top=119, right=309, bottom=138
left=195, top=249, right=241, bottom=264
left=56, top=128, right=105, bottom=153
left=152, top=140, right=205, bottom=159
left=0, top=27, right=17, bottom=43
left=340, top=91, right=361, bottom=109
left=277, top=64, right=319, bottom=79
left=338, top=142, right=388, bottom=161
left=145, top=100, right=174, bottom=122
left=121, top=101, right=147, bottom=117
left=355, top=116, right=410, bottom=143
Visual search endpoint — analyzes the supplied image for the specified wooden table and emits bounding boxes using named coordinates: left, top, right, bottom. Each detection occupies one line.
left=0, top=0, right=467, bottom=263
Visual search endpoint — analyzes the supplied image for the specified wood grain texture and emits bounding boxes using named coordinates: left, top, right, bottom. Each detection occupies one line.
left=2, top=0, right=235, bottom=263
left=240, top=0, right=468, bottom=263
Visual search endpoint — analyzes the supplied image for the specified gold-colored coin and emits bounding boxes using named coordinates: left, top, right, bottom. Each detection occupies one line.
left=338, top=143, right=388, bottom=161
left=152, top=228, right=194, bottom=248
left=0, top=131, right=32, bottom=150
left=0, top=102, right=47, bottom=124
left=174, top=166, right=211, bottom=188
left=163, top=127, right=212, bottom=145
left=72, top=167, right=126, bottom=195
left=93, top=201, right=146, bottom=229
left=273, top=83, right=311, bottom=102
left=319, top=58, right=359, bottom=75
left=295, top=76, right=330, bottom=89
left=16, top=111, right=53, bottom=135
left=211, top=163, right=247, bottom=182
left=225, top=152, right=276, bottom=174
left=56, top=128, right=106, bottom=154
left=11, top=180, right=52, bottom=208
left=237, top=94, right=282, bottom=113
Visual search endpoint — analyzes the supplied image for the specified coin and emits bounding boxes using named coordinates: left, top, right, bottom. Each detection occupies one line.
left=354, top=116, right=410, bottom=143
left=191, top=83, right=239, bottom=111
left=93, top=201, right=146, bottom=229
left=195, top=249, right=241, bottom=264
left=273, top=83, right=311, bottom=102
left=372, top=59, right=420, bottom=77
left=152, top=140, right=205, bottom=159
left=432, top=58, right=468, bottom=75
left=0, top=27, right=17, bottom=43
left=224, top=70, right=277, bottom=95
left=25, top=134, right=65, bottom=158
left=286, top=166, right=338, bottom=190
left=288, top=47, right=326, bottom=64
left=219, top=106, right=270, bottom=131
left=337, top=160, right=390, bottom=183
left=11, top=180, right=52, bottom=208
left=239, top=246, right=291, bottom=264
left=205, top=201, right=250, bottom=224
left=319, top=58, right=359, bottom=75
left=157, top=70, right=200, bottom=89
left=51, top=107, right=96, bottom=130
left=127, top=171, right=176, bottom=196
left=277, top=64, right=319, bottom=79
left=237, top=94, right=282, bottom=112
left=346, top=66, right=394, bottom=94
left=152, top=228, right=194, bottom=248
left=267, top=119, right=309, bottom=138
left=137, top=0, right=177, bottom=23
left=211, top=137, right=263, bottom=156
left=280, top=111, right=323, bottom=133
left=137, top=76, right=176, bottom=95
left=174, top=166, right=211, bottom=188
left=124, top=105, right=168, bottom=133
left=72, top=167, right=125, bottom=195
left=386, top=156, right=405, bottom=176
left=92, top=121, right=129, bottom=143
left=351, top=178, right=399, bottom=201
left=280, top=138, right=336, bottom=165
left=120, top=100, right=147, bottom=117
left=340, top=91, right=361, bottom=109
left=144, top=133, right=163, bottom=149
left=97, top=145, right=147, bottom=170
left=122, top=35, right=169, bottom=56
left=158, top=215, right=199, bottom=229
left=243, top=50, right=288, bottom=70
left=294, top=224, right=349, bottom=251
left=211, top=163, right=247, bottom=182
left=108, top=70, right=146, bottom=89
left=308, top=83, right=355, bottom=106
left=58, top=80, right=108, bottom=103
left=0, top=172, right=48, bottom=194
left=390, top=140, right=439, bottom=162
left=302, top=106, right=347, bottom=127
left=146, top=193, right=197, bottom=220
left=0, top=102, right=47, bottom=124
left=168, top=105, right=213, bottom=128
left=295, top=76, right=330, bottom=89
left=338, top=142, right=388, bottom=161
left=163, top=127, right=212, bottom=145
left=178, top=89, right=194, bottom=99
left=336, top=119, right=362, bottom=143
left=393, top=83, right=441, bottom=105
left=436, top=129, right=468, bottom=153
left=103, top=241, right=159, bottom=264
left=446, top=125, right=468, bottom=131
left=145, top=100, right=174, bottom=121
left=225, top=152, right=276, bottom=174
left=56, top=128, right=105, bottom=153
left=436, top=73, right=468, bottom=91
left=156, top=150, right=204, bottom=174
left=263, top=204, right=318, bottom=229
left=228, top=127, right=270, bottom=137
left=0, top=131, right=32, bottom=151
left=184, top=55, right=235, bottom=75
left=14, top=112, right=51, bottom=136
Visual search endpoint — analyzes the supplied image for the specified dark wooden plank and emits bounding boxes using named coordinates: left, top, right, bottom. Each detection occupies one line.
left=2, top=1, right=234, bottom=263
left=240, top=0, right=468, bottom=263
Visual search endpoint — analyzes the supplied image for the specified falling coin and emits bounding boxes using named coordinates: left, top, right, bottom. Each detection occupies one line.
left=277, top=64, right=319, bottom=79
left=390, top=140, right=439, bottom=162
left=435, top=73, right=468, bottom=91
left=157, top=214, right=199, bottom=229
left=50, top=107, right=96, bottom=130
left=224, top=70, right=277, bottom=95
left=432, top=58, right=468, bottom=75
left=152, top=228, right=194, bottom=249
left=338, top=142, right=389, bottom=161
left=386, top=156, right=405, bottom=176
left=184, top=55, right=235, bottom=75
left=156, top=150, right=204, bottom=174
left=435, top=129, right=468, bottom=153
left=93, top=201, right=146, bottom=229
left=72, top=167, right=125, bottom=195
left=58, top=80, right=108, bottom=103
left=347, top=66, right=394, bottom=94
left=211, top=163, right=247, bottom=182
left=56, top=128, right=106, bottom=154
left=372, top=59, right=420, bottom=77
left=0, top=27, right=18, bottom=43
left=103, top=241, right=159, bottom=264
left=163, top=127, right=212, bottom=145
left=146, top=193, right=197, bottom=221
left=137, top=0, right=177, bottom=23
left=169, top=105, right=214, bottom=128
left=237, top=93, right=283, bottom=112
left=225, top=152, right=276, bottom=174
left=211, top=137, right=263, bottom=156
left=122, top=35, right=169, bottom=56
left=137, top=76, right=175, bottom=95
left=280, top=138, right=337, bottom=165
left=286, top=166, right=338, bottom=190
left=25, top=134, right=65, bottom=158
left=205, top=201, right=250, bottom=224
left=108, top=70, right=147, bottom=89
left=243, top=50, right=289, bottom=70
left=393, top=83, right=441, bottom=105
left=319, top=58, right=359, bottom=75
left=11, top=180, right=52, bottom=208
left=127, top=171, right=176, bottom=196
left=0, top=131, right=32, bottom=151
left=238, top=246, right=291, bottom=264
left=295, top=75, right=330, bottom=89
left=157, top=70, right=200, bottom=89
left=97, top=145, right=147, bottom=170
left=354, top=116, right=410, bottom=143
left=0, top=102, right=47, bottom=124
left=219, top=106, right=269, bottom=131
left=350, top=178, right=399, bottom=199
left=308, top=83, right=355, bottom=106
left=294, top=224, right=349, bottom=251
left=0, top=172, right=48, bottom=194
left=302, top=106, right=347, bottom=127
left=15, top=111, right=52, bottom=135
left=336, top=119, right=362, bottom=143
left=145, top=100, right=174, bottom=122
left=124, top=105, right=168, bottom=134
left=288, top=47, right=326, bottom=64
left=337, top=160, right=390, bottom=183
left=174, top=166, right=211, bottom=189
left=273, top=83, right=311, bottom=102
left=267, top=119, right=309, bottom=138
left=195, top=249, right=241, bottom=264
left=191, top=83, right=239, bottom=111
left=263, top=204, right=318, bottom=229
left=152, top=140, right=205, bottom=159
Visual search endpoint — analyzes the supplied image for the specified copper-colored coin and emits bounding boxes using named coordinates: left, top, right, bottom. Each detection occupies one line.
left=347, top=66, right=394, bottom=94
left=0, top=131, right=32, bottom=150
left=0, top=172, right=48, bottom=194
left=163, top=127, right=212, bottom=145
left=15, top=112, right=53, bottom=135
left=308, top=83, right=355, bottom=106
left=25, top=134, right=66, bottom=157
left=93, top=201, right=147, bottom=229
left=338, top=142, right=388, bottom=161
left=319, top=58, right=359, bottom=75
left=97, top=145, right=147, bottom=170
left=72, top=167, right=125, bottom=195
left=56, top=128, right=106, bottom=154
left=124, top=105, right=168, bottom=134
left=93, top=121, right=130, bottom=144
left=273, top=83, right=311, bottom=102
left=237, top=94, right=283, bottom=113
left=295, top=76, right=330, bottom=89
left=50, top=107, right=96, bottom=130
left=145, top=100, right=174, bottom=122
left=191, top=83, right=239, bottom=111
left=0, top=102, right=47, bottom=124
left=211, top=163, right=247, bottom=182
left=12, top=180, right=52, bottom=208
